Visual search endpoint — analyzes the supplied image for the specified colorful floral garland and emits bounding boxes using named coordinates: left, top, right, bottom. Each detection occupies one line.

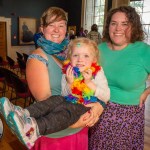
left=62, top=60, right=101, bottom=104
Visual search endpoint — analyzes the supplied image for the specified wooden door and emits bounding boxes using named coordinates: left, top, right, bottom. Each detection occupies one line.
left=0, top=22, right=7, bottom=59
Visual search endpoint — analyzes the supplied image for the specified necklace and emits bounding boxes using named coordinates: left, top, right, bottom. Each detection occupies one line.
left=62, top=60, right=101, bottom=104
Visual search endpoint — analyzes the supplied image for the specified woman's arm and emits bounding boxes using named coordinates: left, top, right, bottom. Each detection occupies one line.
left=84, top=102, right=103, bottom=127
left=70, top=102, right=102, bottom=128
left=69, top=110, right=96, bottom=128
left=139, top=86, right=150, bottom=107
left=26, top=49, right=51, bottom=101
left=81, top=68, right=110, bottom=127
left=70, top=68, right=110, bottom=128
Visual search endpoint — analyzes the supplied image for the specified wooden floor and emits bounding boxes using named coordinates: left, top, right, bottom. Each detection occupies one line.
left=0, top=80, right=150, bottom=150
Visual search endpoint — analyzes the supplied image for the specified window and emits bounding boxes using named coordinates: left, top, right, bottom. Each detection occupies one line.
left=84, top=0, right=105, bottom=35
left=94, top=0, right=105, bottom=34
left=130, top=0, right=150, bottom=44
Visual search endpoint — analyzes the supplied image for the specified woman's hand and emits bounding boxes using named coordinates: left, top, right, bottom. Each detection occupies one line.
left=70, top=102, right=104, bottom=128
left=139, top=86, right=150, bottom=107
left=85, top=102, right=104, bottom=127
left=69, top=111, right=93, bottom=128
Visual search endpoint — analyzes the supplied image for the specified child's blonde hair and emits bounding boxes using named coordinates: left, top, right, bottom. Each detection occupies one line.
left=67, top=37, right=99, bottom=62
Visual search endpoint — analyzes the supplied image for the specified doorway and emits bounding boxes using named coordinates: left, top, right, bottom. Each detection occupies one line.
left=0, top=17, right=11, bottom=60
left=0, top=22, right=7, bottom=59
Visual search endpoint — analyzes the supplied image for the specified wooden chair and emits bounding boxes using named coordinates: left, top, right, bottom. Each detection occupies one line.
left=0, top=68, right=6, bottom=96
left=0, top=68, right=17, bottom=100
left=17, top=58, right=26, bottom=78
left=22, top=53, right=29, bottom=63
left=0, top=56, right=8, bottom=68
left=16, top=52, right=23, bottom=60
left=6, top=56, right=19, bottom=73
left=10, top=73, right=33, bottom=107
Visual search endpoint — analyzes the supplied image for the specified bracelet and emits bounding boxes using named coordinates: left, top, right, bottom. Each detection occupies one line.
left=97, top=99, right=106, bottom=109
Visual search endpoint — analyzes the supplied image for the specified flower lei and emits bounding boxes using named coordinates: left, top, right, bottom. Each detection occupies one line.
left=62, top=60, right=101, bottom=104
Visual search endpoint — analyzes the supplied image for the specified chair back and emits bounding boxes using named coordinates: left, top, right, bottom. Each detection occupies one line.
left=0, top=68, right=18, bottom=86
left=0, top=67, right=6, bottom=96
left=17, top=58, right=26, bottom=70
left=10, top=73, right=31, bottom=107
left=0, top=68, right=18, bottom=99
left=0, top=56, right=8, bottom=68
left=0, top=67, right=4, bottom=78
left=0, top=56, right=3, bottom=64
left=23, top=53, right=29, bottom=63
left=16, top=52, right=23, bottom=60
left=10, top=74, right=28, bottom=93
left=6, top=56, right=15, bottom=67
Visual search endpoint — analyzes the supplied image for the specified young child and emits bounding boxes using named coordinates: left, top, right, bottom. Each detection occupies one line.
left=0, top=38, right=110, bottom=149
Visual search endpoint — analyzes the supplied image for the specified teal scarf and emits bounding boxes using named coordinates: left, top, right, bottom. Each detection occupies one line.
left=37, top=36, right=69, bottom=60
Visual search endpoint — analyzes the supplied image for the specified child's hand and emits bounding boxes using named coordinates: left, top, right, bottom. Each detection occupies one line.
left=82, top=69, right=92, bottom=83
left=66, top=65, right=74, bottom=85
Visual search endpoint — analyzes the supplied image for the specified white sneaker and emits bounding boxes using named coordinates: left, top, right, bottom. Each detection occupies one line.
left=0, top=97, right=14, bottom=122
left=0, top=97, right=30, bottom=123
left=15, top=106, right=30, bottom=119
left=7, top=111, right=40, bottom=149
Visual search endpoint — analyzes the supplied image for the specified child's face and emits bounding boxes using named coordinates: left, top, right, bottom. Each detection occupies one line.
left=70, top=44, right=96, bottom=72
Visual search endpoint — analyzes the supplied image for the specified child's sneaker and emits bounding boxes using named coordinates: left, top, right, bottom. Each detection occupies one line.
left=7, top=111, right=40, bottom=149
left=0, top=97, right=14, bottom=122
left=15, top=106, right=30, bottom=120
left=0, top=97, right=30, bottom=123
